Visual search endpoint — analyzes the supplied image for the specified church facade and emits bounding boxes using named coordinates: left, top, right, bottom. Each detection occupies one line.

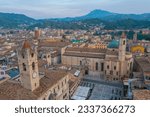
left=62, top=33, right=133, bottom=81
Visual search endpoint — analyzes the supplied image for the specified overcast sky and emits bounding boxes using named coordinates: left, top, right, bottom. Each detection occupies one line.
left=0, top=0, right=150, bottom=19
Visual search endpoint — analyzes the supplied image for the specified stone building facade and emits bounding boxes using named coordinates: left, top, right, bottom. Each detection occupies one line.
left=62, top=33, right=133, bottom=81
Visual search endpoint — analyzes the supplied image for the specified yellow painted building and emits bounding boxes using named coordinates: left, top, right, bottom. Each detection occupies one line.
left=131, top=45, right=145, bottom=54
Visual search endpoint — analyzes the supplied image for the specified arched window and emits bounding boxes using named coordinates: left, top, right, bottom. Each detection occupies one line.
left=31, top=53, right=34, bottom=57
left=123, top=40, right=126, bottom=45
left=32, top=62, right=35, bottom=70
left=101, top=63, right=104, bottom=71
left=23, top=63, right=26, bottom=71
left=107, top=65, right=109, bottom=69
left=96, top=62, right=98, bottom=71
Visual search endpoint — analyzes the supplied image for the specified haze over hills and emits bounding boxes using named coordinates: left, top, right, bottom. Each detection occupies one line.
left=0, top=9, right=150, bottom=29
left=49, top=9, right=150, bottom=21
left=0, top=12, right=36, bottom=29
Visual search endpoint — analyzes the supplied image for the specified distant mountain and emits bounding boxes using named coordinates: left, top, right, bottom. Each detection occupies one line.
left=0, top=12, right=36, bottom=29
left=82, top=10, right=150, bottom=21
left=0, top=10, right=150, bottom=29
left=80, top=9, right=116, bottom=19
left=49, top=9, right=150, bottom=21
left=45, top=10, right=115, bottom=21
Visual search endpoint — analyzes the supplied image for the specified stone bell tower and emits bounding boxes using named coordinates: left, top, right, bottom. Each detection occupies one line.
left=118, top=32, right=127, bottom=77
left=17, top=40, right=40, bottom=91
left=119, top=32, right=126, bottom=61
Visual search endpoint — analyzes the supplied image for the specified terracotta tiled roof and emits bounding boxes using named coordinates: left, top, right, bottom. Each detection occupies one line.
left=0, top=71, right=68, bottom=100
left=22, top=40, right=31, bottom=49
left=64, top=47, right=118, bottom=58
left=66, top=47, right=107, bottom=53
left=39, top=42, right=70, bottom=48
left=63, top=52, right=105, bottom=59
left=0, top=81, right=37, bottom=100
left=121, top=32, right=126, bottom=38
left=133, top=89, right=150, bottom=100
left=33, top=71, right=67, bottom=97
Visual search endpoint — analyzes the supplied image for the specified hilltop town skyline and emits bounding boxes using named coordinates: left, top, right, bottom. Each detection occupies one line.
left=0, top=0, right=150, bottom=101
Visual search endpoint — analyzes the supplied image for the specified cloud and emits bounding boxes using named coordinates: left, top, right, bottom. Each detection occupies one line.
left=0, top=0, right=149, bottom=18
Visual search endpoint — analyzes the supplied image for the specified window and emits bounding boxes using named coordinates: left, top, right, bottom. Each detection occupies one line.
left=32, top=62, right=35, bottom=70
left=31, top=53, right=34, bottom=57
left=95, top=62, right=98, bottom=71
left=53, top=88, right=56, bottom=93
left=110, top=71, right=113, bottom=75
left=114, top=66, right=116, bottom=70
left=101, top=63, right=104, bottom=71
left=107, top=65, right=109, bottom=69
left=119, top=91, right=122, bottom=96
left=22, top=53, right=25, bottom=59
left=23, top=63, right=26, bottom=71
left=58, top=85, right=60, bottom=90
left=116, top=72, right=119, bottom=76
left=112, top=89, right=114, bottom=94
left=63, top=93, right=67, bottom=99
left=35, top=83, right=36, bottom=87
left=123, top=40, right=126, bottom=45
left=80, top=61, right=82, bottom=65
left=1, top=71, right=4, bottom=75
left=116, top=89, right=118, bottom=94
left=62, top=82, right=64, bottom=87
